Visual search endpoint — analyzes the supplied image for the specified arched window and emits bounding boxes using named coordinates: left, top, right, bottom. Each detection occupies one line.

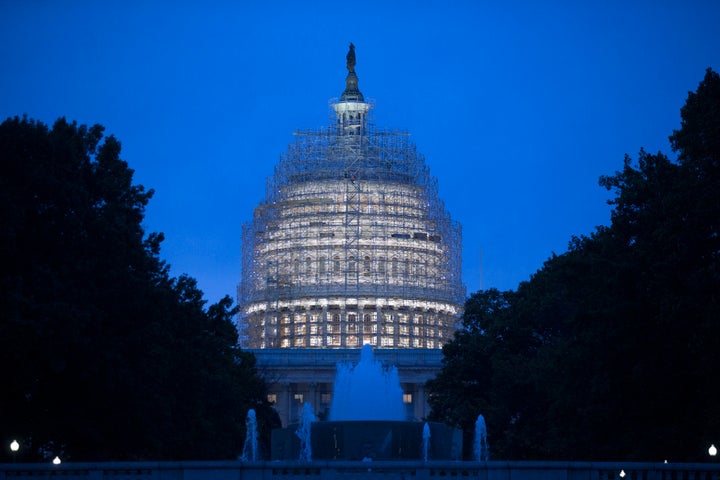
left=378, top=257, right=386, bottom=274
left=319, top=256, right=327, bottom=274
left=348, top=256, right=356, bottom=274
left=391, top=257, right=398, bottom=275
left=305, top=257, right=312, bottom=274
left=363, top=256, right=371, bottom=275
left=333, top=255, right=341, bottom=274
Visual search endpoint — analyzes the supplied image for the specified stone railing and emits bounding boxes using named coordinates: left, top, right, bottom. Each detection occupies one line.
left=1, top=460, right=719, bottom=480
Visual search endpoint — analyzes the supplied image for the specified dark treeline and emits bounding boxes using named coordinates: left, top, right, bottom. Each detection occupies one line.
left=428, top=69, right=720, bottom=462
left=0, top=117, right=278, bottom=461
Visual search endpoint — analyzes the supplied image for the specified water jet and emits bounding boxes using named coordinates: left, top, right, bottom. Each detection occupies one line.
left=271, top=345, right=462, bottom=460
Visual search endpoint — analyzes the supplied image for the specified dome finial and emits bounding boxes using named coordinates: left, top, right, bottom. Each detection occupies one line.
left=346, top=42, right=356, bottom=73
left=341, top=42, right=364, bottom=102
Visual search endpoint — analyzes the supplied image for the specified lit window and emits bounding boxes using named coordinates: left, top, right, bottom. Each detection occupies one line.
left=347, top=335, right=358, bottom=346
left=403, top=393, right=413, bottom=404
left=381, top=337, right=395, bottom=347
left=294, top=394, right=304, bottom=403
left=267, top=394, right=277, bottom=404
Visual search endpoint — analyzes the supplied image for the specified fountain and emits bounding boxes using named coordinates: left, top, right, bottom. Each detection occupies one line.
left=240, top=409, right=259, bottom=461
left=422, top=422, right=431, bottom=462
left=271, top=344, right=462, bottom=461
left=329, top=344, right=404, bottom=421
left=473, top=414, right=489, bottom=461
left=296, top=402, right=316, bottom=461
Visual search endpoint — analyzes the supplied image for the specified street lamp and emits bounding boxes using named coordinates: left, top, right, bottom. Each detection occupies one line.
left=709, top=444, right=717, bottom=457
left=10, top=440, right=19, bottom=462
left=52, top=456, right=61, bottom=465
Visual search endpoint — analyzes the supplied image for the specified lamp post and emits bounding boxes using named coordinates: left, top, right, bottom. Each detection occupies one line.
left=709, top=444, right=717, bottom=458
left=10, top=440, right=19, bottom=463
left=52, top=456, right=61, bottom=465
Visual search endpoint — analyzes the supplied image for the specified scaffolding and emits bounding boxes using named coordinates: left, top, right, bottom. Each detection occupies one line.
left=239, top=95, right=465, bottom=349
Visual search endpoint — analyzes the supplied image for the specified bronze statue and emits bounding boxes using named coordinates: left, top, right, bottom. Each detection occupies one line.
left=346, top=43, right=356, bottom=73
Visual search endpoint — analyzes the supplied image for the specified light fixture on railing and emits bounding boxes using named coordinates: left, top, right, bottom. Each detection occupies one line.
left=10, top=440, right=19, bottom=463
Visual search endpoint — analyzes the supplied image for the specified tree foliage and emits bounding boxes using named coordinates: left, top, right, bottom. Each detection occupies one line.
left=0, top=117, right=277, bottom=461
left=428, top=69, right=720, bottom=461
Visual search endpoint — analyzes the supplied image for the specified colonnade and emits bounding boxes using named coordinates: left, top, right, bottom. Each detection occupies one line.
left=252, top=349, right=440, bottom=427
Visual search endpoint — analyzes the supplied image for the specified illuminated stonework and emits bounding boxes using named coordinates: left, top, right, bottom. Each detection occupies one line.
left=239, top=47, right=464, bottom=350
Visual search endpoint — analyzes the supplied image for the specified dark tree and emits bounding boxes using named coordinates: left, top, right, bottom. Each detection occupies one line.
left=428, top=68, right=720, bottom=461
left=0, top=116, right=276, bottom=461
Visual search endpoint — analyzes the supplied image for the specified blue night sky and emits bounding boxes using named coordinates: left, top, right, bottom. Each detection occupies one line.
left=2, top=2, right=719, bottom=305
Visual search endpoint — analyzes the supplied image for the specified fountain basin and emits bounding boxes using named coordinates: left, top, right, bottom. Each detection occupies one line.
left=271, top=421, right=462, bottom=461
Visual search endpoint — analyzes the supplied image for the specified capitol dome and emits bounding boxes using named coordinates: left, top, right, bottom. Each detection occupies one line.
left=239, top=44, right=464, bottom=350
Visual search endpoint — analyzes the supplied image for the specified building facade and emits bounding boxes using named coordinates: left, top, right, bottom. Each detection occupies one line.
left=239, top=44, right=464, bottom=426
